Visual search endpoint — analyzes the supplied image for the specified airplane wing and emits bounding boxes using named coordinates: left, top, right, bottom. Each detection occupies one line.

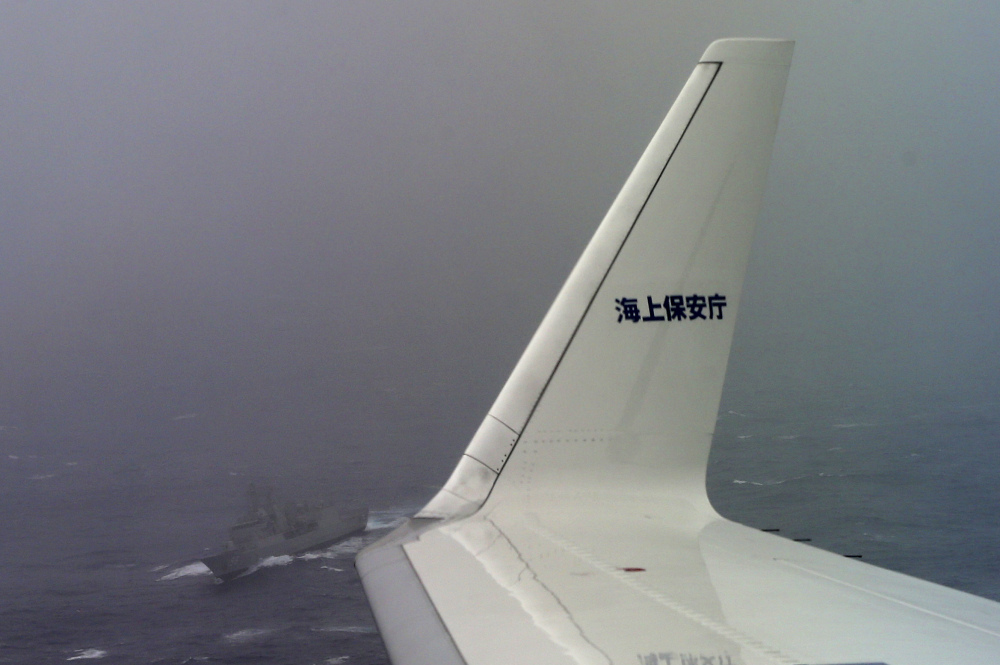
left=357, top=39, right=1000, bottom=664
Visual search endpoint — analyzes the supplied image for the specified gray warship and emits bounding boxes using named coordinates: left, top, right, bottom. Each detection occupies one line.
left=202, top=484, right=368, bottom=581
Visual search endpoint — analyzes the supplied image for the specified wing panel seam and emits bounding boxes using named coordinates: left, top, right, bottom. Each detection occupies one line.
left=777, top=559, right=1000, bottom=639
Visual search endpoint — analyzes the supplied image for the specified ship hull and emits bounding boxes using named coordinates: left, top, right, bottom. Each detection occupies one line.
left=202, top=505, right=368, bottom=581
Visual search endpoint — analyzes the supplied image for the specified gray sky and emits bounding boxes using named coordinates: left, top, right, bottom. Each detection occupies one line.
left=1, top=2, right=997, bottom=497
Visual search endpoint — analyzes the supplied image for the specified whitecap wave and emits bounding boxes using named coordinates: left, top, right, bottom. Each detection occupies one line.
left=832, top=422, right=875, bottom=429
left=325, top=657, right=350, bottom=664
left=29, top=474, right=56, bottom=480
left=733, top=473, right=819, bottom=487
left=67, top=649, right=107, bottom=660
left=258, top=554, right=294, bottom=567
left=158, top=562, right=212, bottom=581
left=239, top=555, right=294, bottom=577
left=223, top=628, right=273, bottom=643
left=298, top=551, right=329, bottom=561
left=302, top=536, right=366, bottom=561
left=312, top=625, right=376, bottom=634
left=325, top=536, right=366, bottom=556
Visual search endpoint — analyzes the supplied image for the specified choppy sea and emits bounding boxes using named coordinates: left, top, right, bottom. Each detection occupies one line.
left=2, top=384, right=998, bottom=664
left=1, top=463, right=410, bottom=665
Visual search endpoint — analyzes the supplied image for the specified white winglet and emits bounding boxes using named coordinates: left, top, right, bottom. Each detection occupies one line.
left=359, top=40, right=1000, bottom=665
left=418, top=38, right=793, bottom=519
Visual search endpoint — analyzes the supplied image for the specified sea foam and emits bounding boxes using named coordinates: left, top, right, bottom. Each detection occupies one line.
left=67, top=649, right=107, bottom=660
left=366, top=507, right=415, bottom=531
left=158, top=562, right=212, bottom=581
left=257, top=554, right=294, bottom=567
left=311, top=625, right=376, bottom=634
left=223, top=628, right=273, bottom=643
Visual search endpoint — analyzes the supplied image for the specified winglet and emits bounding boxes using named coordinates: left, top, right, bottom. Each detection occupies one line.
left=417, top=39, right=793, bottom=519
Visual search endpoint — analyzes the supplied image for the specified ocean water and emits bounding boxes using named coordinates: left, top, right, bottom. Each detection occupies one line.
left=1, top=466, right=408, bottom=665
left=708, top=383, right=1000, bottom=600
left=2, top=385, right=998, bottom=664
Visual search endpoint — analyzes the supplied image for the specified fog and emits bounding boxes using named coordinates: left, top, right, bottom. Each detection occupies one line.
left=1, top=2, right=998, bottom=503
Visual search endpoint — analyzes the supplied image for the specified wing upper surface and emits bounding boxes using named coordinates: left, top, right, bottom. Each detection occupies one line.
left=401, top=500, right=1000, bottom=665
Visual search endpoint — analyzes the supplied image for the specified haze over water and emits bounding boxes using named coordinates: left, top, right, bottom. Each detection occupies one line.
left=1, top=2, right=998, bottom=663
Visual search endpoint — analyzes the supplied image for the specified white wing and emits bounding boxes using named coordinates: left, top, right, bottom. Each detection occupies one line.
left=358, top=39, right=1000, bottom=665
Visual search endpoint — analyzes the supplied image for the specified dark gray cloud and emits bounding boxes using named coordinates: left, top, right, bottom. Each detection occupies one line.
left=0, top=2, right=997, bottom=498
